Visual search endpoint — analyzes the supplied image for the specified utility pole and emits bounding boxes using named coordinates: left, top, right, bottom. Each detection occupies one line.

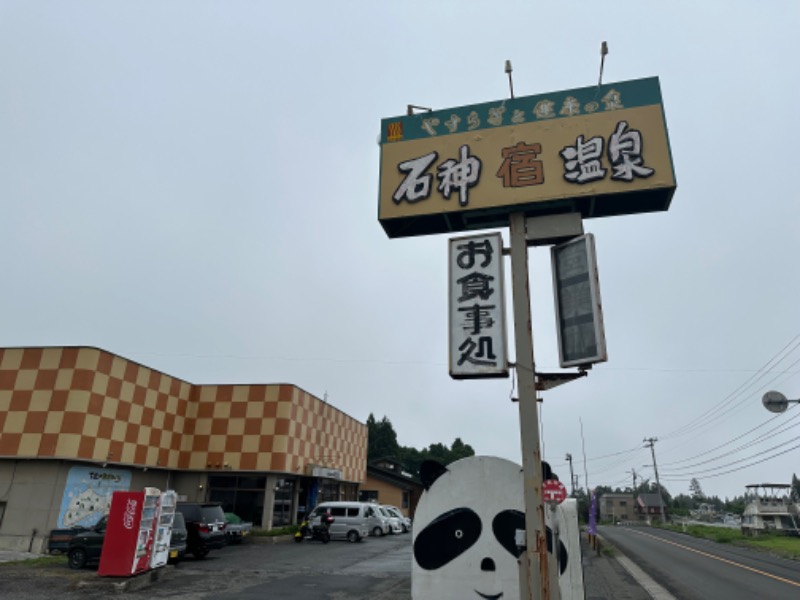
left=509, top=212, right=552, bottom=600
left=628, top=468, right=637, bottom=492
left=643, top=438, right=666, bottom=521
left=565, top=454, right=575, bottom=497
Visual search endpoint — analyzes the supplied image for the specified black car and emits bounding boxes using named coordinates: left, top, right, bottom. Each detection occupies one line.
left=66, top=516, right=107, bottom=569
left=67, top=512, right=188, bottom=569
left=169, top=511, right=188, bottom=563
left=175, top=502, right=227, bottom=559
left=48, top=524, right=95, bottom=554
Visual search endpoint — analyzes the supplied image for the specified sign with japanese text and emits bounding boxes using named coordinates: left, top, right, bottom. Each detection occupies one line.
left=449, top=233, right=508, bottom=379
left=379, top=77, right=675, bottom=238
left=551, top=233, right=607, bottom=368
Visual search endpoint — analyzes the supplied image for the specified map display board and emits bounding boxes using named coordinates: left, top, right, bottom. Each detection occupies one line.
left=58, top=465, right=132, bottom=528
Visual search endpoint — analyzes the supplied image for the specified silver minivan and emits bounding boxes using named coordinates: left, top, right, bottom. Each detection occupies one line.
left=308, top=501, right=374, bottom=542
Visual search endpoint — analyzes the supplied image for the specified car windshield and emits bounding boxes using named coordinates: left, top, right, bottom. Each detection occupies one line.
left=201, top=506, right=225, bottom=522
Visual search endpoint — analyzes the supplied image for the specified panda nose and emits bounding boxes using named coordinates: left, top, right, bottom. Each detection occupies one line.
left=481, top=557, right=495, bottom=571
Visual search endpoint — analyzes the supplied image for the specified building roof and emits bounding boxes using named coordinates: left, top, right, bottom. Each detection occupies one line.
left=637, top=493, right=665, bottom=508
left=367, top=459, right=422, bottom=489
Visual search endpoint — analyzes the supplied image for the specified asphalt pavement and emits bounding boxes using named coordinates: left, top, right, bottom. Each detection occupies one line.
left=0, top=533, right=654, bottom=599
left=580, top=533, right=654, bottom=600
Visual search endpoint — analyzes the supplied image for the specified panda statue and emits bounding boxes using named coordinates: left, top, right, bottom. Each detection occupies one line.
left=412, top=455, right=583, bottom=600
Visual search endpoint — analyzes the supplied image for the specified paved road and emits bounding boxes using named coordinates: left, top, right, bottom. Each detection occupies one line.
left=599, top=525, right=800, bottom=600
left=0, top=534, right=412, bottom=600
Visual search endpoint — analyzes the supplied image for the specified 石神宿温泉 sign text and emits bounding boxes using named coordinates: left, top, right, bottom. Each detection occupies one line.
left=378, top=77, right=675, bottom=238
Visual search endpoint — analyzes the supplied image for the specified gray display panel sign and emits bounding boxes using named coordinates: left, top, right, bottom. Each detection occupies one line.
left=551, top=234, right=607, bottom=368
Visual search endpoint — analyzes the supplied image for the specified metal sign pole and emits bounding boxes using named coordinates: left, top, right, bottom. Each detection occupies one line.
left=509, top=212, right=551, bottom=600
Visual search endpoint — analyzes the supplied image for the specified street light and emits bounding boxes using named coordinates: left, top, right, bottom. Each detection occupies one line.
left=762, top=391, right=800, bottom=414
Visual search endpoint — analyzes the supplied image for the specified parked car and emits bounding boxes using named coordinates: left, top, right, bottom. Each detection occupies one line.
left=175, top=502, right=227, bottom=558
left=382, top=505, right=412, bottom=533
left=307, top=501, right=372, bottom=542
left=48, top=518, right=104, bottom=554
left=169, top=511, right=188, bottom=563
left=378, top=506, right=403, bottom=534
left=224, top=512, right=253, bottom=544
left=367, top=504, right=390, bottom=537
left=67, top=512, right=187, bottom=570
left=66, top=516, right=108, bottom=569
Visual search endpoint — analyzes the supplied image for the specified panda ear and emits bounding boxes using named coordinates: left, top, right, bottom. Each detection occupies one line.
left=420, top=460, right=448, bottom=490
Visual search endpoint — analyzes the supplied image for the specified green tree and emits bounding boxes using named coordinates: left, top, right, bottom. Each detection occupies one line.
left=450, top=438, right=474, bottom=461
left=366, top=414, right=400, bottom=461
left=671, top=493, right=694, bottom=512
left=724, top=495, right=746, bottom=515
left=366, top=414, right=476, bottom=477
left=689, top=477, right=704, bottom=501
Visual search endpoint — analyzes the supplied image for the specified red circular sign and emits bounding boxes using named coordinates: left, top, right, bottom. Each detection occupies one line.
left=543, top=479, right=568, bottom=504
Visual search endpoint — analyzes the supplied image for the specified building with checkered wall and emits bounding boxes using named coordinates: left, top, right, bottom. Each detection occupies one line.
left=0, top=346, right=367, bottom=552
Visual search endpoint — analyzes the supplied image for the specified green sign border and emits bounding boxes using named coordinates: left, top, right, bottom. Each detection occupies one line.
left=381, top=77, right=664, bottom=143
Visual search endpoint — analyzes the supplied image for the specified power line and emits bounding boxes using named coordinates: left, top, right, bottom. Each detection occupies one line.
left=660, top=440, right=800, bottom=482
left=660, top=434, right=800, bottom=479
left=659, top=408, right=800, bottom=468
left=658, top=333, right=800, bottom=442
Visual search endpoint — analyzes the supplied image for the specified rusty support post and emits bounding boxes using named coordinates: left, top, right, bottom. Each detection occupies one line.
left=509, top=212, right=551, bottom=600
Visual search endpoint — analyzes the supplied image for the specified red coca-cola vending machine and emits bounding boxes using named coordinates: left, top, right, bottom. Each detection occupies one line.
left=98, top=487, right=161, bottom=577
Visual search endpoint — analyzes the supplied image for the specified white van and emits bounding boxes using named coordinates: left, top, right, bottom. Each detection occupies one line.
left=308, top=501, right=375, bottom=542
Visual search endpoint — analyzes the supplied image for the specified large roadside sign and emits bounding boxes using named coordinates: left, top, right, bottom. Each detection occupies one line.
left=378, top=77, right=675, bottom=238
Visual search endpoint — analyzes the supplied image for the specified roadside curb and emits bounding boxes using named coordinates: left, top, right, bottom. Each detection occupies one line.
left=595, top=532, right=676, bottom=600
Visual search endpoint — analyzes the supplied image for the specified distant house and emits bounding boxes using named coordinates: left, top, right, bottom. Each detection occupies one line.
left=636, top=493, right=668, bottom=519
left=599, top=493, right=634, bottom=522
left=359, top=458, right=424, bottom=518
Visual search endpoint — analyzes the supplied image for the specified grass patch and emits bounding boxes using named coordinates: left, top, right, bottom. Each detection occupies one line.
left=659, top=523, right=800, bottom=560
left=599, top=544, right=616, bottom=557
left=252, top=525, right=298, bottom=537
left=0, top=554, right=67, bottom=568
left=745, top=535, right=800, bottom=560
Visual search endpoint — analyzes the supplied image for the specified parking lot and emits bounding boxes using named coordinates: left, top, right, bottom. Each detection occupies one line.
left=0, top=532, right=412, bottom=600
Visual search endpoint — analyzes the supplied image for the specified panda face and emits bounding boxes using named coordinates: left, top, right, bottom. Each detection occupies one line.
left=414, top=507, right=484, bottom=570
left=411, top=456, right=568, bottom=600
left=411, top=457, right=526, bottom=600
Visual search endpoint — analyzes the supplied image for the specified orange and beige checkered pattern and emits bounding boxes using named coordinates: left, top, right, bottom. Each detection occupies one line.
left=0, top=347, right=367, bottom=483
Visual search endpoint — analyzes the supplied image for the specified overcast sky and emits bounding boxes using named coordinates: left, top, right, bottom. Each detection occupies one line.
left=2, top=1, right=799, bottom=501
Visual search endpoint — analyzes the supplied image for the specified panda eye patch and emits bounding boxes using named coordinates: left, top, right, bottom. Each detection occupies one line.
left=492, top=509, right=525, bottom=558
left=414, top=507, right=481, bottom=570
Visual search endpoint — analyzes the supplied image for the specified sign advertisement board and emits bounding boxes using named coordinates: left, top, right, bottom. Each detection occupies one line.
left=448, top=232, right=508, bottom=379
left=551, top=233, right=607, bottom=368
left=379, top=77, right=675, bottom=238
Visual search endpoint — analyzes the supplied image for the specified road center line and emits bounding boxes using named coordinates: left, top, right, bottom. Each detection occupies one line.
left=630, top=529, right=800, bottom=588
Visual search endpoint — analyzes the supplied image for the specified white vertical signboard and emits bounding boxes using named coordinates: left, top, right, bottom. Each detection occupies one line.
left=449, top=233, right=508, bottom=379
left=551, top=233, right=607, bottom=368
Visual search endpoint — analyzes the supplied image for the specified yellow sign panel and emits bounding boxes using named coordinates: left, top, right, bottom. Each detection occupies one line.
left=378, top=78, right=675, bottom=238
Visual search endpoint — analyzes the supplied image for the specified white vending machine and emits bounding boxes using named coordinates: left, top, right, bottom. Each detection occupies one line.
left=150, top=490, right=177, bottom=568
